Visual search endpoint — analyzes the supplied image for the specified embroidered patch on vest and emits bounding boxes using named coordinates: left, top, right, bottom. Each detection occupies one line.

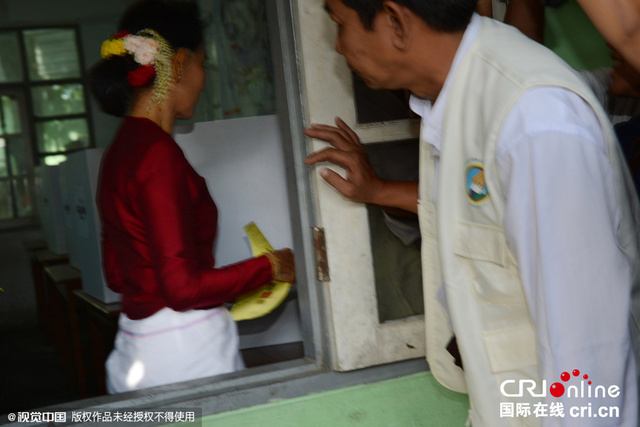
left=466, top=163, right=489, bottom=204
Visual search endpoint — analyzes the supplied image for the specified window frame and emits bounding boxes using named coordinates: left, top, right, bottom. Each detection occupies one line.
left=0, top=84, right=37, bottom=228
left=0, top=25, right=94, bottom=229
left=0, top=24, right=95, bottom=163
left=291, top=0, right=425, bottom=372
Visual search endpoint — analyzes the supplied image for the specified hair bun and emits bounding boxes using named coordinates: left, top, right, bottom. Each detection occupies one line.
left=88, top=56, right=135, bottom=117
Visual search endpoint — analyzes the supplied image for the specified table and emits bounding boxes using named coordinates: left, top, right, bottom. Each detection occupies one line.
left=43, top=263, right=83, bottom=395
left=72, top=289, right=120, bottom=396
left=30, top=250, right=68, bottom=340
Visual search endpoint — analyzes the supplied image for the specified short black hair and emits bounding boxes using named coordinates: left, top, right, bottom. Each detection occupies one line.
left=340, top=0, right=477, bottom=32
left=88, top=0, right=203, bottom=117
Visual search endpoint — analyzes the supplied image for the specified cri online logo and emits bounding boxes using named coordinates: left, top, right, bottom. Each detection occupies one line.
left=550, top=369, right=590, bottom=398
left=500, top=369, right=621, bottom=399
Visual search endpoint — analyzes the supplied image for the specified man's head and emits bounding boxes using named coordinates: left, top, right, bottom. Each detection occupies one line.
left=324, top=0, right=475, bottom=96
left=339, top=0, right=477, bottom=32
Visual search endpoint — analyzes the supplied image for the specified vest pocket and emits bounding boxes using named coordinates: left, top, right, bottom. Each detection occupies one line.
left=454, top=220, right=506, bottom=266
left=482, top=323, right=537, bottom=373
left=454, top=220, right=523, bottom=305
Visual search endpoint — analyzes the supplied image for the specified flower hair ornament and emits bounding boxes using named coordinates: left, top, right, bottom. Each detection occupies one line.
left=101, top=29, right=175, bottom=109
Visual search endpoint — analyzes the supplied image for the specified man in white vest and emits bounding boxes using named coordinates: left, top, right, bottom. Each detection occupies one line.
left=304, top=0, right=640, bottom=426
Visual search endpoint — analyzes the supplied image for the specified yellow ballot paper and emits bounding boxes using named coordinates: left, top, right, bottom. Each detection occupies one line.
left=230, top=222, right=292, bottom=321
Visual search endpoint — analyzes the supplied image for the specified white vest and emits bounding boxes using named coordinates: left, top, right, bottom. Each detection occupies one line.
left=419, top=17, right=640, bottom=426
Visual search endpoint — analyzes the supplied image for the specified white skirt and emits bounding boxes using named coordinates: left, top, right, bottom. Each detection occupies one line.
left=106, top=306, right=245, bottom=394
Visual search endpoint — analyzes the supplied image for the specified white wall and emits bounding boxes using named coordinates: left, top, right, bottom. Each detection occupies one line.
left=174, top=115, right=302, bottom=348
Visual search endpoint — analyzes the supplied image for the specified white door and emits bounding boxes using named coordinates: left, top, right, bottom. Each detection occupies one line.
left=293, top=0, right=425, bottom=371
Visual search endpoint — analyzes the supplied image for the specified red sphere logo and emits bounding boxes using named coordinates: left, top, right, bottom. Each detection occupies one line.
left=550, top=382, right=565, bottom=398
left=550, top=369, right=587, bottom=398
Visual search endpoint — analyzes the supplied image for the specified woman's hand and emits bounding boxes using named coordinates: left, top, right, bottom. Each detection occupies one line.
left=267, top=249, right=295, bottom=283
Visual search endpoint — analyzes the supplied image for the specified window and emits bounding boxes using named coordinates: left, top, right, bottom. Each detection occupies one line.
left=0, top=32, right=23, bottom=83
left=0, top=26, right=92, bottom=227
left=291, top=0, right=425, bottom=371
left=186, top=0, right=277, bottom=123
left=0, top=89, right=34, bottom=224
left=22, top=28, right=92, bottom=161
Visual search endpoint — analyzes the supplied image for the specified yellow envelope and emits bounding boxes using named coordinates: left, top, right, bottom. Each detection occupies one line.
left=230, top=222, right=292, bottom=321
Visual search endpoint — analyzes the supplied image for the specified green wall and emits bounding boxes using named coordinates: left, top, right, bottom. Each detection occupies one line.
left=200, top=372, right=469, bottom=427
left=545, top=0, right=611, bottom=70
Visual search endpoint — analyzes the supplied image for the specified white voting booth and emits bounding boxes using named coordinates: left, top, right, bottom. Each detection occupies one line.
left=60, top=148, right=120, bottom=304
left=34, top=164, right=68, bottom=255
left=174, top=114, right=302, bottom=349
left=58, top=160, right=79, bottom=268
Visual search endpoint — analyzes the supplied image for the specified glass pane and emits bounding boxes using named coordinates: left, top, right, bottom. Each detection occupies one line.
left=0, top=32, right=24, bottom=83
left=0, top=179, right=13, bottom=219
left=36, top=118, right=89, bottom=153
left=8, top=136, right=28, bottom=175
left=204, top=0, right=276, bottom=120
left=23, top=28, right=81, bottom=81
left=31, top=84, right=85, bottom=117
left=368, top=205, right=423, bottom=322
left=353, top=74, right=414, bottom=124
left=0, top=95, right=22, bottom=136
left=13, top=176, right=33, bottom=218
left=43, top=154, right=67, bottom=166
left=364, top=139, right=424, bottom=323
left=0, top=138, right=7, bottom=178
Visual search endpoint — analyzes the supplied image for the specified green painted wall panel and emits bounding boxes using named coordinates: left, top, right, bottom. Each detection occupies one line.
left=200, top=372, right=469, bottom=427
left=545, top=0, right=612, bottom=71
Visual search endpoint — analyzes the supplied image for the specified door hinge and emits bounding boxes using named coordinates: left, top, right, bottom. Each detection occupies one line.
left=312, top=227, right=330, bottom=282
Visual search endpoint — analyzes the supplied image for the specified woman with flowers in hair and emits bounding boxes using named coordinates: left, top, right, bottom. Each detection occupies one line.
left=89, top=0, right=295, bottom=394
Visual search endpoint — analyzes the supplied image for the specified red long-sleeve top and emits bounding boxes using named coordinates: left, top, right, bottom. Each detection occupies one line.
left=98, top=116, right=272, bottom=320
